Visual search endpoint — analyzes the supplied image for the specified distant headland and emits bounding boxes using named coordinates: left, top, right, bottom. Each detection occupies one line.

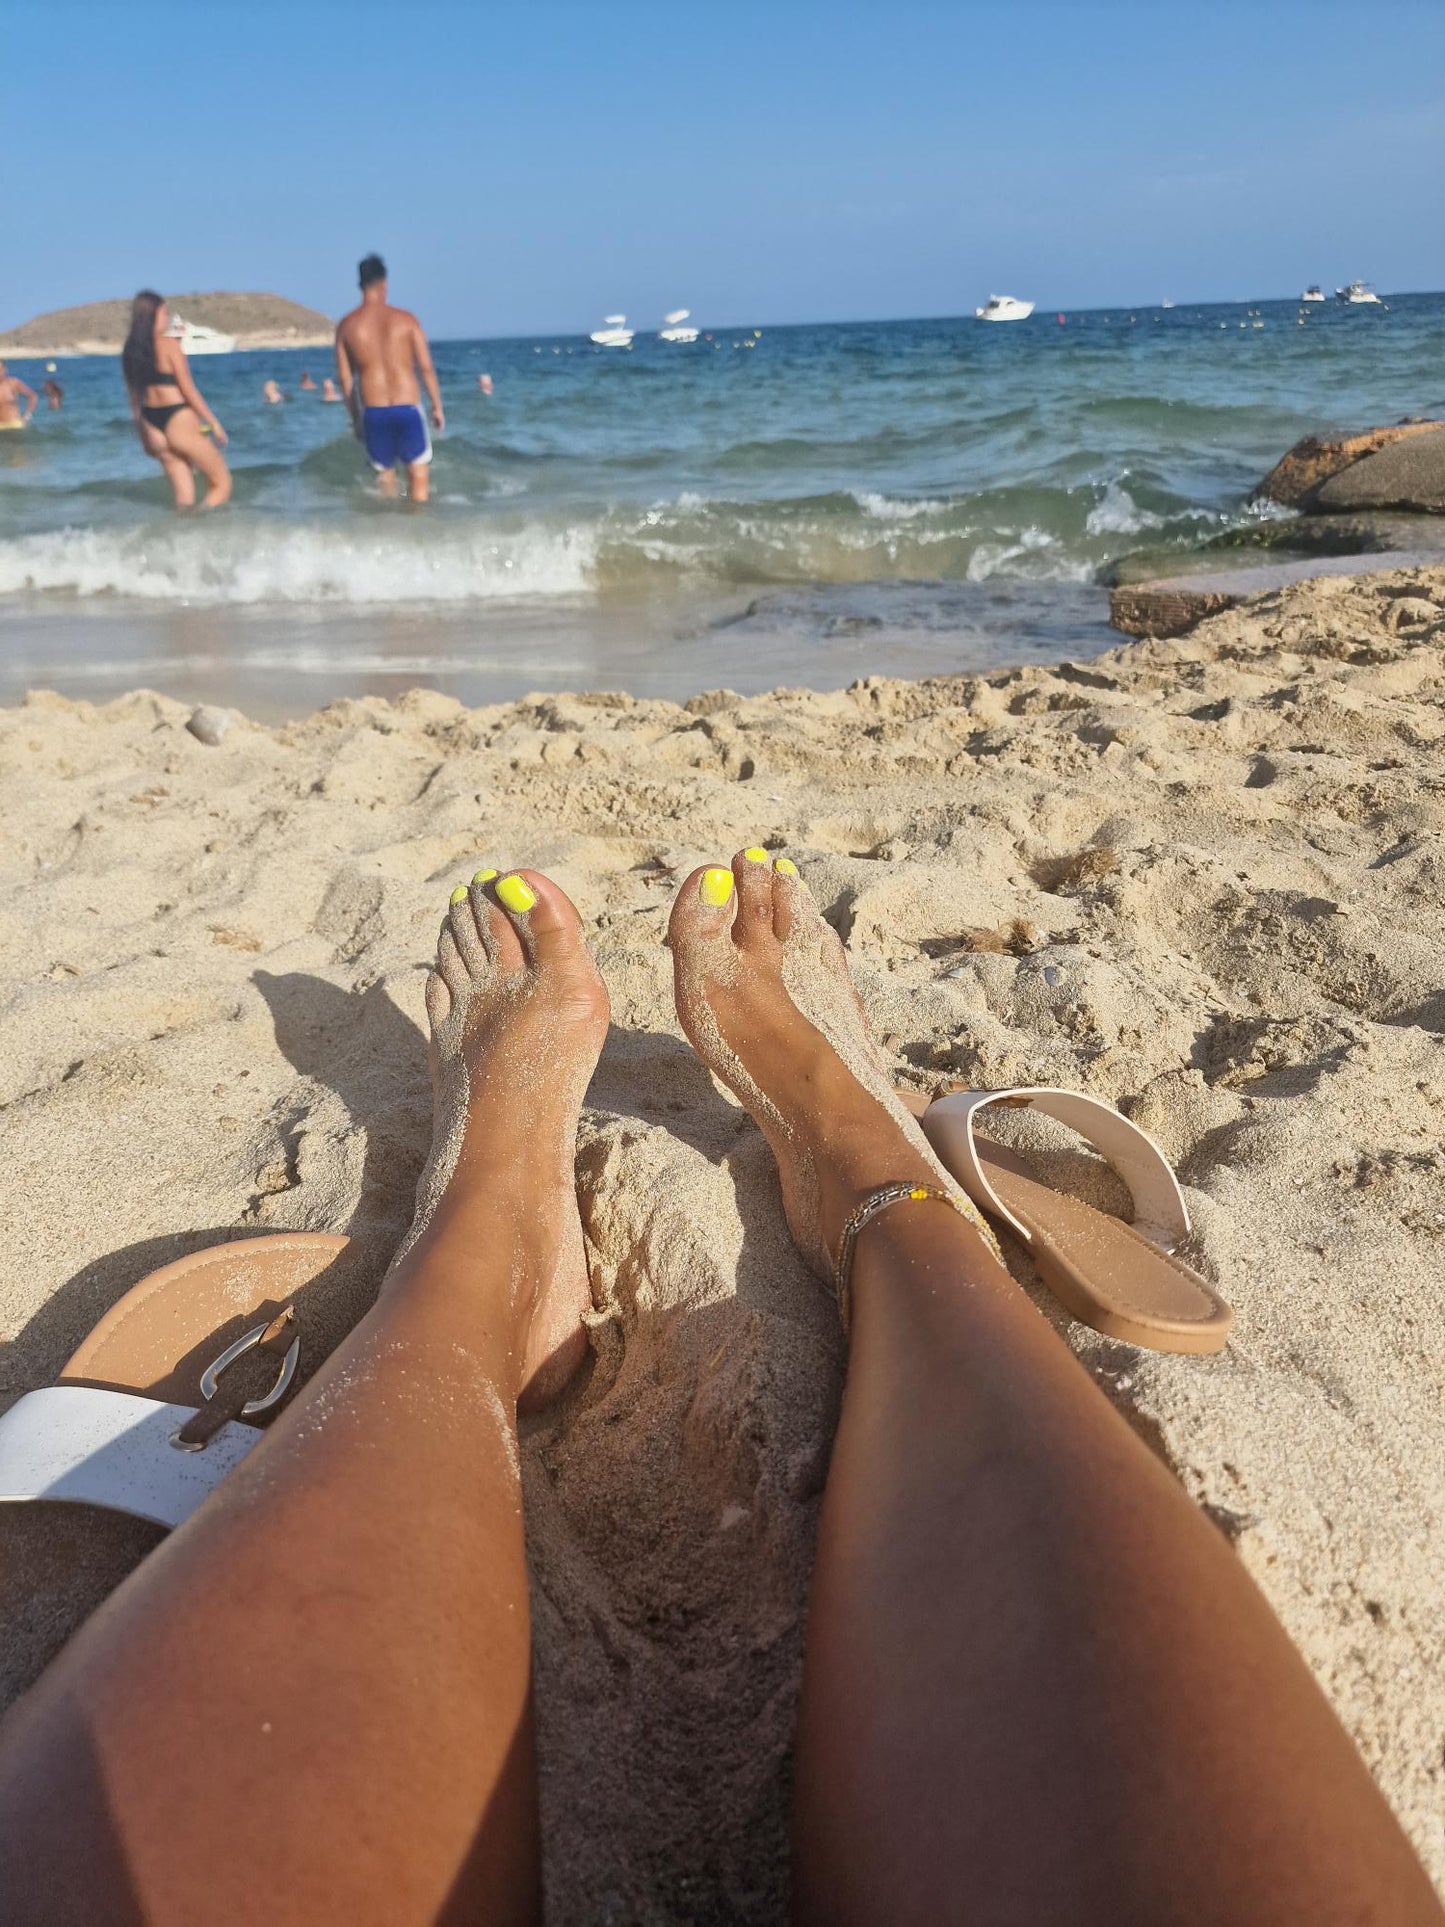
left=0, top=292, right=334, bottom=359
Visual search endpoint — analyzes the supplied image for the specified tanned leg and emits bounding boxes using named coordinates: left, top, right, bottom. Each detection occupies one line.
left=669, top=850, right=1442, bottom=1927
left=407, top=459, right=431, bottom=504
left=0, top=869, right=605, bottom=1925
left=164, top=409, right=230, bottom=508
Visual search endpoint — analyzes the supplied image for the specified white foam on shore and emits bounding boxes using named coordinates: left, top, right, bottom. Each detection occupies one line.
left=0, top=521, right=598, bottom=605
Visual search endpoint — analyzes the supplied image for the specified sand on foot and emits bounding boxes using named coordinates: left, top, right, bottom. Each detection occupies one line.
left=0, top=563, right=1443, bottom=1917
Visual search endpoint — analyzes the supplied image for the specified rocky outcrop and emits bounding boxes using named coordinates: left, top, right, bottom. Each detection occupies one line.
left=0, top=292, right=334, bottom=359
left=1255, top=421, right=1444, bottom=512
left=1310, top=427, right=1445, bottom=514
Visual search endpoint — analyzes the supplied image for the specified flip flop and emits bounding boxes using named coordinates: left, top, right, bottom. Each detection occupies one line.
left=0, top=1234, right=352, bottom=1530
left=916, top=1088, right=1232, bottom=1354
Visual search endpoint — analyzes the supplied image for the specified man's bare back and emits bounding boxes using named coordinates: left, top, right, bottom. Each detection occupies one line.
left=336, top=303, right=431, bottom=408
left=335, top=255, right=444, bottom=500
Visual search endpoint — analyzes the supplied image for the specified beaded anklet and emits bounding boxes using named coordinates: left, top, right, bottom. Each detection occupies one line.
left=832, top=1182, right=988, bottom=1332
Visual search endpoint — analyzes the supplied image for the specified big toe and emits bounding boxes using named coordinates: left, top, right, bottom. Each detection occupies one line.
left=668, top=863, right=739, bottom=963
left=492, top=870, right=589, bottom=969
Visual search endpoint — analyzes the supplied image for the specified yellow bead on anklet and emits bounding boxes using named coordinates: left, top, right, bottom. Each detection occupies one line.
left=832, top=1182, right=987, bottom=1333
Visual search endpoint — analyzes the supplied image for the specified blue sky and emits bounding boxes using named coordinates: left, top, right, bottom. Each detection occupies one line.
left=8, top=0, right=1443, bottom=337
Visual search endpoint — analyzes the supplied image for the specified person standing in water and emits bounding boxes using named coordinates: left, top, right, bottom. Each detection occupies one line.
left=0, top=363, right=38, bottom=430
left=334, top=253, right=444, bottom=501
left=120, top=291, right=231, bottom=509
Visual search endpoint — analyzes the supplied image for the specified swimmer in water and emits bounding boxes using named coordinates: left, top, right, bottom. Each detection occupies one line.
left=321, top=377, right=343, bottom=402
left=120, top=290, right=231, bottom=508
left=478, top=372, right=493, bottom=396
left=335, top=253, right=444, bottom=501
left=299, top=370, right=317, bottom=390
left=263, top=379, right=286, bottom=405
left=43, top=379, right=63, bottom=411
left=0, top=363, right=38, bottom=430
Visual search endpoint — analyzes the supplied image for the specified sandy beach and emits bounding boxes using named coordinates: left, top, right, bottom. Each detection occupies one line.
left=1, top=562, right=1442, bottom=1916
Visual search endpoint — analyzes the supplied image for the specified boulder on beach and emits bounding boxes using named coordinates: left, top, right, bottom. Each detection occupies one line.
left=1255, top=420, right=1445, bottom=512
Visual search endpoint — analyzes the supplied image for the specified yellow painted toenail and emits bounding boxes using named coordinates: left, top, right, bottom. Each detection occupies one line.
left=472, top=867, right=498, bottom=885
left=774, top=857, right=798, bottom=876
left=743, top=846, right=768, bottom=863
left=449, top=885, right=468, bottom=905
left=496, top=873, right=537, bottom=914
left=700, top=867, right=735, bottom=906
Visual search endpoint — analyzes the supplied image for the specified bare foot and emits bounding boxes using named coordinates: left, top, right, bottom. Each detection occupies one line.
left=392, top=867, right=609, bottom=1407
left=667, top=849, right=999, bottom=1282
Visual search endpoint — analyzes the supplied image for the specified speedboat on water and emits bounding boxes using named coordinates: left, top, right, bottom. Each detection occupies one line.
left=658, top=308, right=699, bottom=343
left=975, top=295, right=1034, bottom=322
left=166, top=315, right=236, bottom=354
left=1335, top=281, right=1381, bottom=305
left=590, top=314, right=634, bottom=347
left=1301, top=285, right=1325, bottom=302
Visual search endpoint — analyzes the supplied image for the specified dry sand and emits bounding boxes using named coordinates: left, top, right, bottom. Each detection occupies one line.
left=1, top=564, right=1443, bottom=1916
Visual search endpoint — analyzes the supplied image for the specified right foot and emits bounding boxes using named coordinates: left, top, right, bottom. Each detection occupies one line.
left=391, top=868, right=610, bottom=1407
left=667, top=850, right=995, bottom=1280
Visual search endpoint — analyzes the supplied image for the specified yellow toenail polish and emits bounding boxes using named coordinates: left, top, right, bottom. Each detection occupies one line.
left=700, top=867, right=735, bottom=906
left=449, top=885, right=468, bottom=905
left=496, top=873, right=537, bottom=914
left=774, top=857, right=798, bottom=876
left=472, top=868, right=498, bottom=886
left=743, top=846, right=768, bottom=863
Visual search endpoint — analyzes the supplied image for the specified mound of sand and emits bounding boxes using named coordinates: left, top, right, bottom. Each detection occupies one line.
left=1, top=565, right=1443, bottom=1915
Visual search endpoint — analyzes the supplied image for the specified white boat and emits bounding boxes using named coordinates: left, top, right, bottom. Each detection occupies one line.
left=658, top=308, right=699, bottom=343
left=1301, top=285, right=1325, bottom=302
left=975, top=295, right=1034, bottom=322
left=590, top=314, right=634, bottom=347
left=1335, top=281, right=1381, bottom=305
left=166, top=315, right=236, bottom=354
left=1161, top=298, right=1175, bottom=309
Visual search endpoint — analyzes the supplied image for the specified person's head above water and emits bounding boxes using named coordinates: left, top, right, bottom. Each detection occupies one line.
left=121, top=290, right=169, bottom=396
left=358, top=254, right=387, bottom=296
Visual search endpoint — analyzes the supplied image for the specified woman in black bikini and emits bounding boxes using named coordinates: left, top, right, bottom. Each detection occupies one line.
left=121, top=289, right=231, bottom=509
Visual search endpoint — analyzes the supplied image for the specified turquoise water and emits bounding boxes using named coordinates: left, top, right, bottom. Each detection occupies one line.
left=1, top=295, right=1441, bottom=711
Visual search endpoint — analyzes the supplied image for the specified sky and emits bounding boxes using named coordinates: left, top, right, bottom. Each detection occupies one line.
left=7, top=0, right=1443, bottom=339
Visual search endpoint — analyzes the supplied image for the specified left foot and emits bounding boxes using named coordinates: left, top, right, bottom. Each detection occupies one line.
left=667, top=850, right=994, bottom=1280
left=392, top=868, right=610, bottom=1406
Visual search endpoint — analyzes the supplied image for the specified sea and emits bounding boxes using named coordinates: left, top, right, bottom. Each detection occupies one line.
left=1, top=295, right=1441, bottom=715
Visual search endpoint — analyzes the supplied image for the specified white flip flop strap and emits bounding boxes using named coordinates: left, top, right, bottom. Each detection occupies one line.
left=921, top=1087, right=1191, bottom=1253
left=0, top=1386, right=261, bottom=1530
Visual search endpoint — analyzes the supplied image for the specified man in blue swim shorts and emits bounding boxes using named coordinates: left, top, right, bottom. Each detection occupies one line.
left=334, top=254, right=445, bottom=501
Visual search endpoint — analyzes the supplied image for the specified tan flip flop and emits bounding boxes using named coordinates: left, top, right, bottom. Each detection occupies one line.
left=0, top=1234, right=353, bottom=1529
left=917, top=1088, right=1232, bottom=1354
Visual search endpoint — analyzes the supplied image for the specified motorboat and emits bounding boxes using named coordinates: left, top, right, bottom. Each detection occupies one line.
left=658, top=308, right=699, bottom=343
left=167, top=315, right=236, bottom=354
left=590, top=314, right=634, bottom=347
left=975, top=295, right=1034, bottom=322
left=1301, top=285, right=1325, bottom=302
left=1335, top=281, right=1381, bottom=305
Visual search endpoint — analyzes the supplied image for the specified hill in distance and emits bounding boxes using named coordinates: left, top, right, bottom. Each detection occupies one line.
left=0, top=292, right=335, bottom=359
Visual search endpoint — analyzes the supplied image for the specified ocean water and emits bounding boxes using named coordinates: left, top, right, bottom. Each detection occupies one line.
left=1, top=295, right=1441, bottom=713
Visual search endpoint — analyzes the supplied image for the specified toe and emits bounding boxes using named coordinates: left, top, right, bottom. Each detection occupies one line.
left=424, top=969, right=451, bottom=1033
left=667, top=863, right=738, bottom=953
left=448, top=884, right=490, bottom=977
left=731, top=846, right=779, bottom=951
left=495, top=870, right=587, bottom=972
left=768, top=854, right=808, bottom=942
left=436, top=925, right=470, bottom=1001
left=472, top=872, right=526, bottom=976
